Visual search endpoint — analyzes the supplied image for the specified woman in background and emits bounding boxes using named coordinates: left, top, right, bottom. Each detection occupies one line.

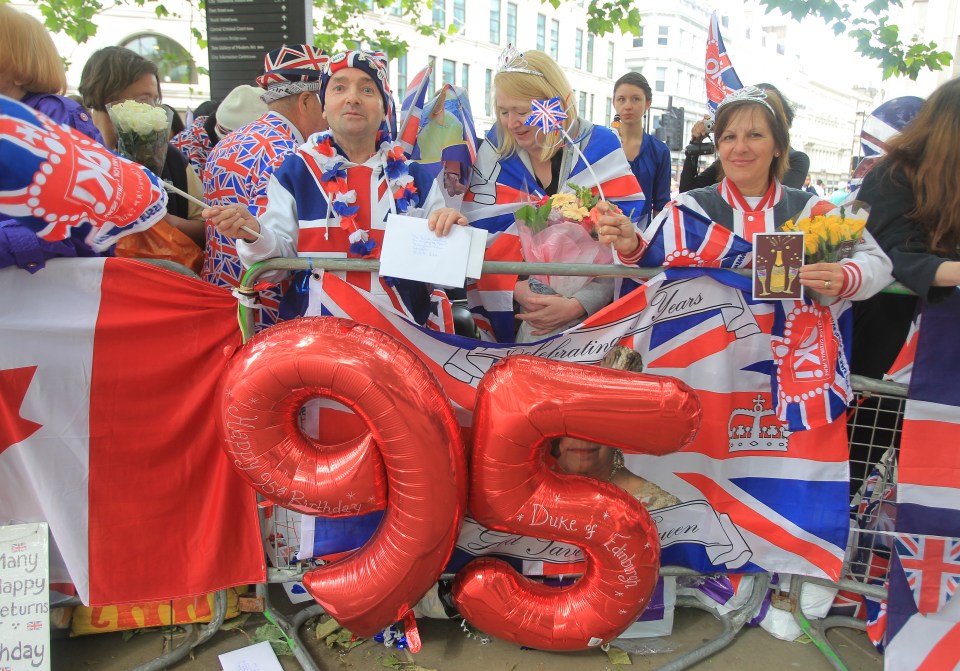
left=613, top=72, right=671, bottom=227
left=0, top=5, right=107, bottom=272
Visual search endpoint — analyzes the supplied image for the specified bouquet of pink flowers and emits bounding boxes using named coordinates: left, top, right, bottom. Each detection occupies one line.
left=514, top=183, right=614, bottom=297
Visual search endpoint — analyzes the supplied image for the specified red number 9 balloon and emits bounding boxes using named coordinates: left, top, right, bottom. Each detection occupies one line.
left=452, top=355, right=701, bottom=651
left=217, top=317, right=467, bottom=636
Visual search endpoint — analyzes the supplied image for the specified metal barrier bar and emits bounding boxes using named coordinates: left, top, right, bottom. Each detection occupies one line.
left=130, top=590, right=228, bottom=671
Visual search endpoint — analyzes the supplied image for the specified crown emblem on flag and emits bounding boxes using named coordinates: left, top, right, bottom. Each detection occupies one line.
left=728, top=395, right=790, bottom=452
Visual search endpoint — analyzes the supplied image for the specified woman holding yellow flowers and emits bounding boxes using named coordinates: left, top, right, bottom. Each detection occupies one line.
left=602, top=85, right=892, bottom=302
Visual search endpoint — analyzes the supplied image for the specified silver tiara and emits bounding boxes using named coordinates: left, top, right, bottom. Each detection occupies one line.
left=716, top=85, right=775, bottom=116
left=497, top=44, right=545, bottom=77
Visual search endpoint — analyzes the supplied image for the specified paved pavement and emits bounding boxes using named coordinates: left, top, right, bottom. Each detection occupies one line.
left=51, top=598, right=883, bottom=670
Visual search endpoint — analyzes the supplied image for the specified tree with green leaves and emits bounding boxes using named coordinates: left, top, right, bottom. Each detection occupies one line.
left=757, top=0, right=952, bottom=79
left=18, top=0, right=953, bottom=79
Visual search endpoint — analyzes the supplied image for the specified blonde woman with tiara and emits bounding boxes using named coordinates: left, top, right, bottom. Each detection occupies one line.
left=462, top=48, right=645, bottom=343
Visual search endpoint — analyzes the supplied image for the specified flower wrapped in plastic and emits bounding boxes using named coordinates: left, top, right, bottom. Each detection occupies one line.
left=514, top=183, right=614, bottom=298
left=107, top=100, right=173, bottom=176
left=779, top=201, right=868, bottom=264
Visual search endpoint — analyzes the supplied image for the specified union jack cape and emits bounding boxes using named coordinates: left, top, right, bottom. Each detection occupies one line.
left=885, top=291, right=960, bottom=670
left=461, top=121, right=644, bottom=342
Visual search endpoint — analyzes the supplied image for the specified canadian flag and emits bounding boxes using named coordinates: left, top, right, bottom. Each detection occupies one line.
left=0, top=258, right=264, bottom=605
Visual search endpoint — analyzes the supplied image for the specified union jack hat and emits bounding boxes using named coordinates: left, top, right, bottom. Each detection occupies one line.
left=320, top=50, right=393, bottom=112
left=256, top=44, right=329, bottom=89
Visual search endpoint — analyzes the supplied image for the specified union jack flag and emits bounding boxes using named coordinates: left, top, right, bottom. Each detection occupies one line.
left=11, top=542, right=26, bottom=552
left=895, top=534, right=960, bottom=615
left=397, top=60, right=434, bottom=154
left=704, top=11, right=744, bottom=114
left=524, top=97, right=568, bottom=134
left=256, top=44, right=329, bottom=87
left=0, top=96, right=167, bottom=251
left=26, top=621, right=42, bottom=631
left=885, top=290, right=960, bottom=670
left=201, top=112, right=294, bottom=328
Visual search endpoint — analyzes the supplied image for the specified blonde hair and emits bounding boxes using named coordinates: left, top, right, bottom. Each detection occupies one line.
left=0, top=6, right=67, bottom=96
left=492, top=50, right=578, bottom=162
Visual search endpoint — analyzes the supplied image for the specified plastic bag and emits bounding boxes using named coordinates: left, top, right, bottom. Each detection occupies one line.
left=114, top=219, right=203, bottom=275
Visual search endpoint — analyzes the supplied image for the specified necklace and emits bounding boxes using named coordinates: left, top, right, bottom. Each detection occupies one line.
left=607, top=448, right=625, bottom=481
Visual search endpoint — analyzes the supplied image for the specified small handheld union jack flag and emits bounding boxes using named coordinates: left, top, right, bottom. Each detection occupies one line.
left=524, top=97, right=568, bottom=134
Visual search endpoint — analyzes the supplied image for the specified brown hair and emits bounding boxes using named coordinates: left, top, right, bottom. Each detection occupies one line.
left=78, top=46, right=160, bottom=112
left=713, top=92, right=791, bottom=185
left=0, top=6, right=67, bottom=95
left=881, top=77, right=960, bottom=255
left=493, top=50, right=578, bottom=162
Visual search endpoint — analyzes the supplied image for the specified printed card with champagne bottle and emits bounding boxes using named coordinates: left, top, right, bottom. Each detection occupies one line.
left=752, top=232, right=805, bottom=301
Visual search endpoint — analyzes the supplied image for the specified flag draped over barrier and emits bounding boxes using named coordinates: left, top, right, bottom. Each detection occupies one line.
left=705, top=11, right=744, bottom=114
left=0, top=258, right=264, bottom=605
left=885, top=291, right=960, bottom=670
left=302, top=269, right=849, bottom=580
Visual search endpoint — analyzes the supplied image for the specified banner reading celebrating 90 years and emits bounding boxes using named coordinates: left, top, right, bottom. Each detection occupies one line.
left=301, top=268, right=850, bottom=581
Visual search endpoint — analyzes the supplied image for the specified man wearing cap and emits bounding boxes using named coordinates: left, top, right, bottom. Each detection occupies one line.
left=204, top=49, right=467, bottom=326
left=173, top=85, right=267, bottom=175
left=201, top=44, right=329, bottom=327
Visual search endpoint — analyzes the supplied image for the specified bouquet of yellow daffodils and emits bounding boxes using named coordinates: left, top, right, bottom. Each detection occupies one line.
left=780, top=205, right=867, bottom=264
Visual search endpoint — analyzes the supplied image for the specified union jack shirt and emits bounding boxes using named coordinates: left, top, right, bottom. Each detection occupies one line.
left=171, top=115, right=213, bottom=175
left=202, top=111, right=302, bottom=327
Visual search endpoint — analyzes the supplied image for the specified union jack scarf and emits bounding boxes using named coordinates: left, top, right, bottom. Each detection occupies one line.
left=462, top=121, right=644, bottom=342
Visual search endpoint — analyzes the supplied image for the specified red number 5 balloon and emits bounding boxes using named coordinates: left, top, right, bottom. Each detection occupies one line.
left=217, top=317, right=467, bottom=636
left=452, top=355, right=701, bottom=650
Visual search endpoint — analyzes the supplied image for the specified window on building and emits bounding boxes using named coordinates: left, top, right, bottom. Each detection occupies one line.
left=586, top=33, right=594, bottom=72
left=658, top=25, right=668, bottom=46
left=633, top=27, right=643, bottom=48
left=589, top=93, right=594, bottom=121
left=578, top=91, right=587, bottom=117
left=442, top=59, right=456, bottom=86
left=607, top=41, right=614, bottom=78
left=721, top=15, right=729, bottom=28
left=121, top=33, right=198, bottom=85
left=605, top=96, right=612, bottom=126
left=485, top=68, right=492, bottom=116
left=429, top=58, right=437, bottom=98
left=390, top=0, right=403, bottom=16
left=362, top=0, right=373, bottom=9
left=507, top=3, right=517, bottom=46
left=550, top=19, right=559, bottom=60
left=655, top=66, right=666, bottom=93
left=453, top=0, right=465, bottom=27
left=461, top=63, right=469, bottom=92
left=489, top=0, right=500, bottom=44
left=536, top=14, right=546, bottom=51
left=433, top=0, right=445, bottom=27
left=575, top=29, right=583, bottom=68
left=396, top=53, right=408, bottom=99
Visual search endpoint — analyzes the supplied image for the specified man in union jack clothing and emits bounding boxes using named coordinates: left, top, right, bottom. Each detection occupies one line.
left=201, top=44, right=329, bottom=327
left=204, top=50, right=467, bottom=326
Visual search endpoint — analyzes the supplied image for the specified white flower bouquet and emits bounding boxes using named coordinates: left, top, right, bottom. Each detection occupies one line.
left=107, top=100, right=173, bottom=175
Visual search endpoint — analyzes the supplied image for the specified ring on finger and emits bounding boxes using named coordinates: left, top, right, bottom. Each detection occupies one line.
left=823, top=279, right=832, bottom=290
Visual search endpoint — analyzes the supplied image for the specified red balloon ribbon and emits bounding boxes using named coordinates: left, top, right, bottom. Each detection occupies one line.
left=218, top=317, right=467, bottom=635
left=452, top=355, right=701, bottom=650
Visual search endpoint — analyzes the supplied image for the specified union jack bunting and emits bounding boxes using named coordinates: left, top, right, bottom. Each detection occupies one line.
left=397, top=60, right=434, bottom=154
left=885, top=290, right=960, bottom=670
left=524, top=97, right=568, bottom=134
left=201, top=111, right=295, bottom=327
left=0, top=96, right=167, bottom=251
left=704, top=11, right=744, bottom=114
left=894, top=534, right=960, bottom=615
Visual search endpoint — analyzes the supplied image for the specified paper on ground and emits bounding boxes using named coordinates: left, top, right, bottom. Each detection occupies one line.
left=379, top=213, right=486, bottom=288
left=218, top=640, right=283, bottom=671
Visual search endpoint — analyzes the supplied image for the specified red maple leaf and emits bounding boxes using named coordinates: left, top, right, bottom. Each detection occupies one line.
left=0, top=366, right=42, bottom=455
